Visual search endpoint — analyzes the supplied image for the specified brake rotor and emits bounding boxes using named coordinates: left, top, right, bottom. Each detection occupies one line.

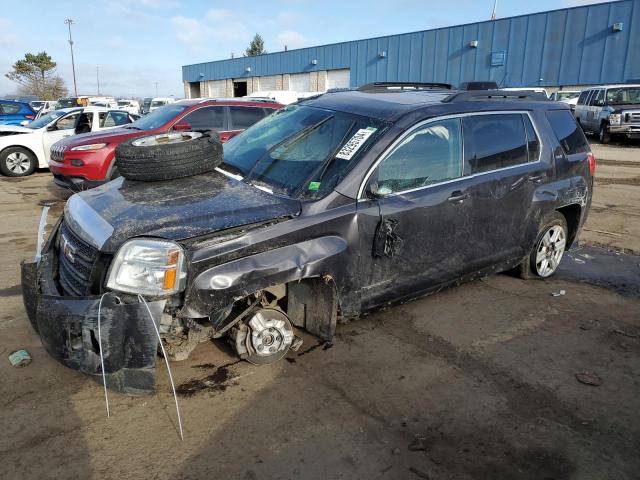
left=245, top=309, right=294, bottom=365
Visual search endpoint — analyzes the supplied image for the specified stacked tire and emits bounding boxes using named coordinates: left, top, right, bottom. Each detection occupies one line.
left=115, top=131, right=223, bottom=182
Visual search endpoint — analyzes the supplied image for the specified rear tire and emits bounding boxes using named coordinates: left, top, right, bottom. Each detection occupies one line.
left=0, top=147, right=37, bottom=177
left=518, top=212, right=568, bottom=279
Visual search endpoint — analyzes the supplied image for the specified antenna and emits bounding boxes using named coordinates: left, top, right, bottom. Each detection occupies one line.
left=491, top=0, right=498, bottom=20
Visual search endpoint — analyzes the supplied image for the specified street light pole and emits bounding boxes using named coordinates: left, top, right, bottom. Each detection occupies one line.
left=64, top=18, right=78, bottom=97
left=96, top=65, right=100, bottom=95
left=155, top=81, right=158, bottom=96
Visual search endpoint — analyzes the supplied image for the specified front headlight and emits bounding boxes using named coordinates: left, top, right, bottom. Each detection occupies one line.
left=70, top=143, right=108, bottom=151
left=106, top=239, right=186, bottom=296
left=609, top=113, right=622, bottom=125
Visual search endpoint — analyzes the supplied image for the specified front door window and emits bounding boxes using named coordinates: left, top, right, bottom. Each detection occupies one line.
left=375, top=118, right=463, bottom=194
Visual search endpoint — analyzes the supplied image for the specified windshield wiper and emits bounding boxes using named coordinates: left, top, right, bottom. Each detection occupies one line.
left=124, top=125, right=142, bottom=130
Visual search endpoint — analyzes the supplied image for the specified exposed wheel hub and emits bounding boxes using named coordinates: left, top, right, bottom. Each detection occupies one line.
left=229, top=308, right=294, bottom=365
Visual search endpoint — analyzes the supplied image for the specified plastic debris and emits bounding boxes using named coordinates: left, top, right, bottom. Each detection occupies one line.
left=552, top=290, right=566, bottom=297
left=575, top=371, right=602, bottom=386
left=9, top=350, right=31, bottom=367
left=408, top=437, right=428, bottom=452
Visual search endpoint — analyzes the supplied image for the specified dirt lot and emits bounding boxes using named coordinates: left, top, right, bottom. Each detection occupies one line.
left=1, top=142, right=639, bottom=480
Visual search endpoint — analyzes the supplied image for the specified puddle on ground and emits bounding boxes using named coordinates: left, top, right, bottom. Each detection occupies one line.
left=557, top=246, right=640, bottom=298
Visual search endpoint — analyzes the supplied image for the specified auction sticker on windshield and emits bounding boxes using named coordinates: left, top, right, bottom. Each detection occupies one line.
left=336, top=127, right=377, bottom=160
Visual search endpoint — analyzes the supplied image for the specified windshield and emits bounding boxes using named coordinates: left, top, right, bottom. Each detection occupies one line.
left=151, top=100, right=166, bottom=107
left=26, top=110, right=69, bottom=129
left=223, top=104, right=385, bottom=198
left=607, top=87, right=640, bottom=105
left=557, top=92, right=579, bottom=101
left=124, top=104, right=187, bottom=130
left=117, top=101, right=130, bottom=106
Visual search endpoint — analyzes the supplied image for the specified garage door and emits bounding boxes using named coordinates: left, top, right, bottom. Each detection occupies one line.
left=290, top=73, right=310, bottom=92
left=259, top=76, right=278, bottom=91
left=327, top=69, right=350, bottom=89
left=207, top=81, right=225, bottom=98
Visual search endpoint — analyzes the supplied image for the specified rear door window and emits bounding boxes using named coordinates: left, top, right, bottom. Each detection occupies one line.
left=181, top=106, right=225, bottom=130
left=229, top=106, right=268, bottom=130
left=463, top=114, right=529, bottom=175
left=376, top=118, right=463, bottom=194
left=546, top=110, right=589, bottom=155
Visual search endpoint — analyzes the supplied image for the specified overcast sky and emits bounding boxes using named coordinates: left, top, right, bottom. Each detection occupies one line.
left=0, top=0, right=608, bottom=99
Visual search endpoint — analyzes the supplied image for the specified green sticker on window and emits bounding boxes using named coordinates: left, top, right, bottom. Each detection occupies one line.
left=308, top=181, right=321, bottom=191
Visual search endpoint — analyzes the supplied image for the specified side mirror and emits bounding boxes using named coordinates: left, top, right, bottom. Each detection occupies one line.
left=365, top=179, right=384, bottom=199
left=46, top=124, right=57, bottom=131
left=173, top=122, right=192, bottom=131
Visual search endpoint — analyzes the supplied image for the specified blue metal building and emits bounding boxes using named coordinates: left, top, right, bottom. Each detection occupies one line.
left=182, top=0, right=639, bottom=97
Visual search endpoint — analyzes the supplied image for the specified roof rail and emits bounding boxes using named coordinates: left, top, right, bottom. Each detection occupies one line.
left=443, top=90, right=549, bottom=102
left=358, top=82, right=453, bottom=93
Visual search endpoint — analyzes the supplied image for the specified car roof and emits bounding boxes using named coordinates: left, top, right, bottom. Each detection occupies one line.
left=176, top=98, right=283, bottom=108
left=300, top=89, right=561, bottom=122
left=584, top=84, right=640, bottom=90
left=0, top=99, right=30, bottom=106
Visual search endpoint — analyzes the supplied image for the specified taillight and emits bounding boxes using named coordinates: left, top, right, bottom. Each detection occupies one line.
left=587, top=152, right=596, bottom=176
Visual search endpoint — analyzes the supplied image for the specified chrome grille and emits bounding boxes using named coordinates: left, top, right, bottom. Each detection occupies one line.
left=50, top=144, right=66, bottom=162
left=58, top=222, right=99, bottom=296
left=628, top=111, right=640, bottom=123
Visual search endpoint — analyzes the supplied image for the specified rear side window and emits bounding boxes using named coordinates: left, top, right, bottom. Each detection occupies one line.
left=577, top=90, right=590, bottom=105
left=1, top=103, right=21, bottom=114
left=182, top=106, right=224, bottom=130
left=463, top=114, right=528, bottom=174
left=546, top=110, right=589, bottom=155
left=229, top=106, right=268, bottom=129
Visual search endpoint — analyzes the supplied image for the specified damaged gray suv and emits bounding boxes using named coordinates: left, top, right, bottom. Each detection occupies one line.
left=22, top=86, right=595, bottom=394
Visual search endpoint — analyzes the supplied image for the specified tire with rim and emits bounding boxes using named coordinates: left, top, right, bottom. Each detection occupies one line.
left=519, top=212, right=568, bottom=279
left=0, top=147, right=37, bottom=177
left=115, top=130, right=222, bottom=182
left=599, top=123, right=611, bottom=144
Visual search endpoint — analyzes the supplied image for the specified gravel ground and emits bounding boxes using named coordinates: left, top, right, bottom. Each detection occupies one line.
left=0, top=141, right=638, bottom=480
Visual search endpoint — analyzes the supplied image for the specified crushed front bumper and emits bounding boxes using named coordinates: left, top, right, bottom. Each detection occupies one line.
left=21, top=248, right=166, bottom=395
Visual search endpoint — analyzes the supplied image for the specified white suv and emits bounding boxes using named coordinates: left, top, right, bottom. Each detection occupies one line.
left=0, top=107, right=136, bottom=177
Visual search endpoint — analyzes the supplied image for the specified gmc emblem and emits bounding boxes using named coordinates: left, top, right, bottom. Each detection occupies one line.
left=61, top=235, right=76, bottom=263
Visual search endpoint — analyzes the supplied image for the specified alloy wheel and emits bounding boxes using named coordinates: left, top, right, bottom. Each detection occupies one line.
left=535, top=225, right=566, bottom=277
left=5, top=152, right=32, bottom=174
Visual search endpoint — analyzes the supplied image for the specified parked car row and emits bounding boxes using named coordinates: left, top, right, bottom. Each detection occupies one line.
left=0, top=98, right=282, bottom=180
left=0, top=107, right=138, bottom=176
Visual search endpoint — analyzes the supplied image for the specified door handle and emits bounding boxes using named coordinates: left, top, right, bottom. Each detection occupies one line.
left=527, top=174, right=545, bottom=184
left=447, top=190, right=470, bottom=203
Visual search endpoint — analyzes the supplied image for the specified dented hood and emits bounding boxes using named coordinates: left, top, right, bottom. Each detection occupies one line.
left=64, top=171, right=301, bottom=252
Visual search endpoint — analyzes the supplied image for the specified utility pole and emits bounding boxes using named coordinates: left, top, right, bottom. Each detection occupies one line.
left=491, top=0, right=498, bottom=20
left=64, top=18, right=78, bottom=97
left=155, top=82, right=158, bottom=96
left=96, top=65, right=100, bottom=95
